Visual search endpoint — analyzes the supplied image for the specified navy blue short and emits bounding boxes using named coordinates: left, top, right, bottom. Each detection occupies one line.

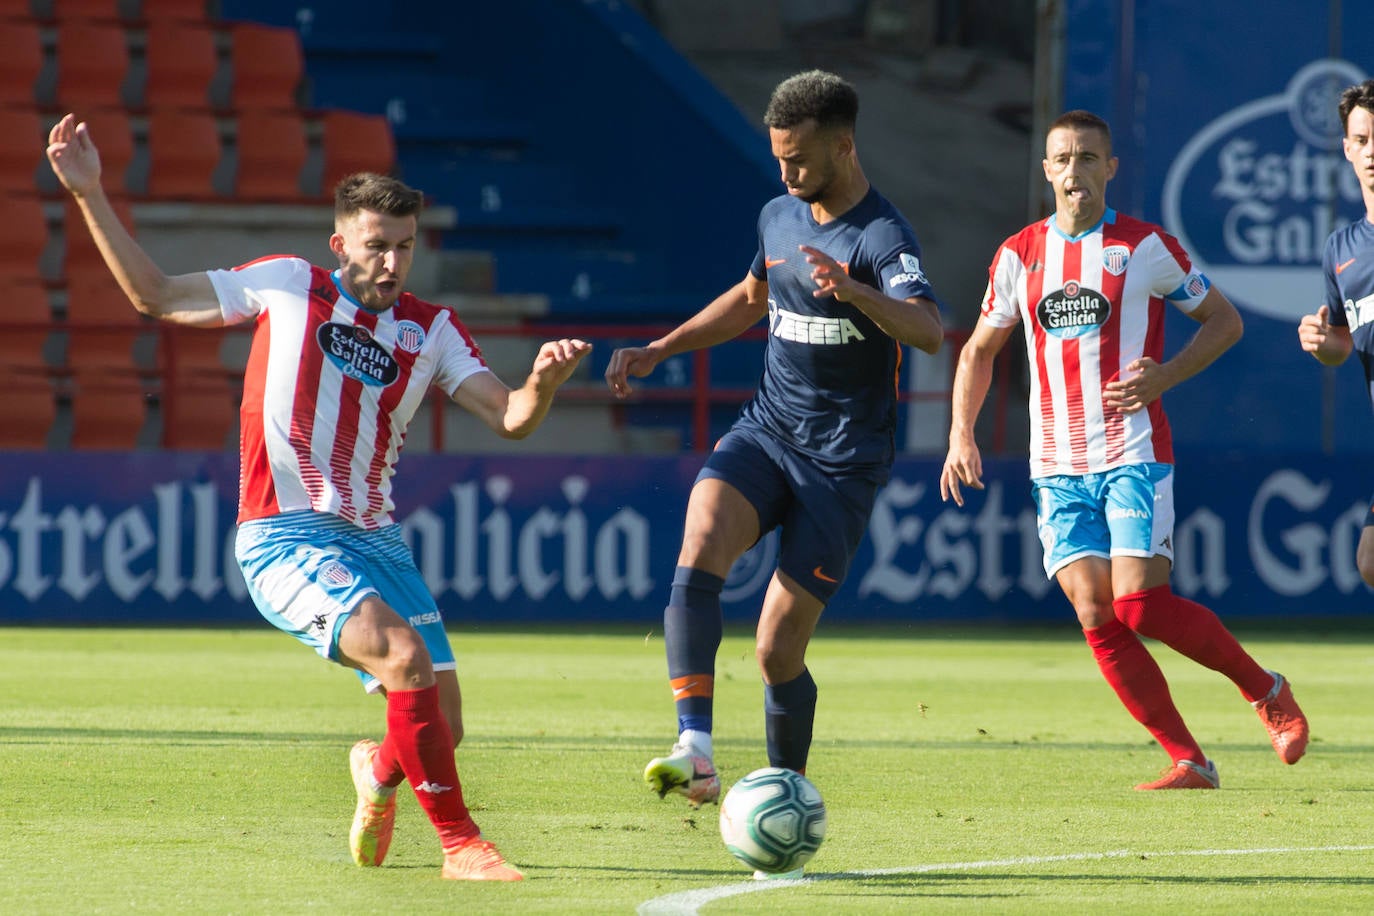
left=697, top=425, right=880, bottom=603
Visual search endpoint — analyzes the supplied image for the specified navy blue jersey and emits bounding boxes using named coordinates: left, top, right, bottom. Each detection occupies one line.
left=739, top=187, right=936, bottom=475
left=1323, top=216, right=1374, bottom=411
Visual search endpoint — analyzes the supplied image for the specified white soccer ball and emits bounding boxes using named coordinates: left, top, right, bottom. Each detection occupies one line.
left=719, top=767, right=827, bottom=874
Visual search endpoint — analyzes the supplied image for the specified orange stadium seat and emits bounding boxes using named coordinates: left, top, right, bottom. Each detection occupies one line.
left=0, top=192, right=51, bottom=286
left=0, top=370, right=57, bottom=449
left=234, top=108, right=307, bottom=200
left=142, top=19, right=218, bottom=110
left=0, top=107, right=46, bottom=193
left=143, top=107, right=222, bottom=199
left=7, top=280, right=54, bottom=378
left=63, top=272, right=144, bottom=373
left=228, top=23, right=303, bottom=111
left=53, top=0, right=125, bottom=20
left=53, top=18, right=131, bottom=111
left=73, top=107, right=135, bottom=193
left=0, top=19, right=44, bottom=106
left=138, top=0, right=210, bottom=21
left=67, top=369, right=149, bottom=449
left=318, top=110, right=397, bottom=194
left=160, top=375, right=238, bottom=449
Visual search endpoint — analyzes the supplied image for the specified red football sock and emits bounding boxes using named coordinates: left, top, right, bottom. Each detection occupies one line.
left=375, top=685, right=479, bottom=849
left=1114, top=584, right=1273, bottom=702
left=1084, top=618, right=1205, bottom=764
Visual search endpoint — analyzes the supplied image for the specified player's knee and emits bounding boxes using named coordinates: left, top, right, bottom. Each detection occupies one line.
left=377, top=632, right=434, bottom=689
left=448, top=717, right=464, bottom=747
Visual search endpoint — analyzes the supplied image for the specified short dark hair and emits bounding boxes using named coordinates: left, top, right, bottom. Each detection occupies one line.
left=334, top=172, right=424, bottom=221
left=1339, top=80, right=1374, bottom=133
left=763, top=70, right=859, bottom=132
left=1047, top=110, right=1113, bottom=151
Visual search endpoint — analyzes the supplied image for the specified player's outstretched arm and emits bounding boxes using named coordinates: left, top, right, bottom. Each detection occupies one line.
left=1298, top=304, right=1353, bottom=366
left=941, top=318, right=1015, bottom=507
left=455, top=338, right=592, bottom=439
left=46, top=113, right=223, bottom=327
left=604, top=276, right=767, bottom=399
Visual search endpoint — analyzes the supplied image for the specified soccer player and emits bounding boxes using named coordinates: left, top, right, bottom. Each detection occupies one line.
left=1299, top=79, right=1374, bottom=586
left=46, top=113, right=591, bottom=879
left=940, top=110, right=1308, bottom=790
left=605, top=71, right=943, bottom=814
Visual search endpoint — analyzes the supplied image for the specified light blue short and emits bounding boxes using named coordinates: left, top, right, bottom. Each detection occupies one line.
left=235, top=510, right=456, bottom=692
left=1031, top=462, right=1175, bottom=578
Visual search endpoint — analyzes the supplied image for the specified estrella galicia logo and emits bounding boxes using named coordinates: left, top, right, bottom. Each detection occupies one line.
left=317, top=322, right=399, bottom=386
left=1035, top=279, right=1111, bottom=339
left=1162, top=59, right=1368, bottom=322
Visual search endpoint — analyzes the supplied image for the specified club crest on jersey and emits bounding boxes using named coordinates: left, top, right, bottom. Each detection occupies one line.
left=318, top=322, right=400, bottom=386
left=1035, top=280, right=1111, bottom=338
left=395, top=319, right=425, bottom=353
left=1102, top=245, right=1130, bottom=276
left=318, top=559, right=354, bottom=587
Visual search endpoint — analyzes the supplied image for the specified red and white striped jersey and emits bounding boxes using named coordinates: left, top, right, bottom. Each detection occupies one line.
left=209, top=255, right=490, bottom=529
left=980, top=209, right=1212, bottom=478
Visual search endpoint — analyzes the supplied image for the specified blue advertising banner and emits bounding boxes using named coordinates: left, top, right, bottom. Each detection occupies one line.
left=1063, top=1, right=1374, bottom=453
left=0, top=451, right=1366, bottom=625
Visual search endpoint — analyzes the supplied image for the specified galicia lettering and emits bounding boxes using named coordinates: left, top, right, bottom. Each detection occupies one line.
left=317, top=322, right=400, bottom=385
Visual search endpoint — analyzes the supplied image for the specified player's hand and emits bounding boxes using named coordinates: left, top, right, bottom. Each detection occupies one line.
left=800, top=244, right=859, bottom=302
left=940, top=443, right=985, bottom=507
left=604, top=345, right=660, bottom=399
left=45, top=114, right=103, bottom=197
left=531, top=338, right=592, bottom=389
left=1298, top=304, right=1331, bottom=353
left=1103, top=358, right=1166, bottom=414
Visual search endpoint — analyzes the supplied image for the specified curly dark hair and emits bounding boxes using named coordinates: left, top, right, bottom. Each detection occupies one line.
left=763, top=70, right=859, bottom=132
left=1047, top=110, right=1112, bottom=151
left=1339, top=80, right=1374, bottom=133
left=334, top=172, right=424, bottom=221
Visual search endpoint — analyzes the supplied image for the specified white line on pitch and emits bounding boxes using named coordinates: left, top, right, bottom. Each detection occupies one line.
left=636, top=845, right=1374, bottom=915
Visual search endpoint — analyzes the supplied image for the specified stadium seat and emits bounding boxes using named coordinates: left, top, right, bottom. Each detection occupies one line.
left=141, top=19, right=218, bottom=110
left=138, top=0, right=211, bottom=21
left=160, top=375, right=238, bottom=449
left=142, top=107, right=223, bottom=199
left=62, top=193, right=134, bottom=282
left=71, top=107, right=135, bottom=194
left=62, top=272, right=145, bottom=373
left=66, top=369, right=149, bottom=449
left=227, top=23, right=302, bottom=111
left=0, top=370, right=57, bottom=449
left=8, top=280, right=55, bottom=374
left=53, top=0, right=125, bottom=20
left=0, top=19, right=44, bottom=106
left=0, top=192, right=51, bottom=286
left=0, top=107, right=46, bottom=193
left=53, top=18, right=132, bottom=111
left=318, top=109, right=396, bottom=194
left=233, top=108, right=307, bottom=200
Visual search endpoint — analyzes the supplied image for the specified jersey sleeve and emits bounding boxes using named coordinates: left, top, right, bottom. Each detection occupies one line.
left=431, top=314, right=492, bottom=397
left=206, top=255, right=312, bottom=325
left=979, top=242, right=1023, bottom=328
left=867, top=217, right=936, bottom=302
left=1146, top=230, right=1211, bottom=314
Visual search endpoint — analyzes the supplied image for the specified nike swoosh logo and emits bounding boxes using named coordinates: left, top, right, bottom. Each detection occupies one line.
left=765, top=258, right=787, bottom=269
left=1337, top=257, right=1356, bottom=274
left=672, top=681, right=699, bottom=698
left=812, top=566, right=838, bottom=584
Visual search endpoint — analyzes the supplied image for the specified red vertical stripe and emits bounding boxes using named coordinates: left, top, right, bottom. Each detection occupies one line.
left=1144, top=295, right=1173, bottom=462
left=1097, top=239, right=1127, bottom=465
left=1059, top=240, right=1088, bottom=473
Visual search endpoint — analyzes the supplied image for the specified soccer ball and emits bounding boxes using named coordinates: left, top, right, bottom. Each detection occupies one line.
left=719, top=767, right=827, bottom=874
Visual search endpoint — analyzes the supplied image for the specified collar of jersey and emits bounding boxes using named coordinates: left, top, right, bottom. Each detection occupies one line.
left=1045, top=207, right=1117, bottom=242
left=329, top=268, right=393, bottom=314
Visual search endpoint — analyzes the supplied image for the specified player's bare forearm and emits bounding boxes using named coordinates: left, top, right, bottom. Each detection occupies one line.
left=1158, top=290, right=1244, bottom=392
left=654, top=280, right=766, bottom=357
left=848, top=289, right=943, bottom=353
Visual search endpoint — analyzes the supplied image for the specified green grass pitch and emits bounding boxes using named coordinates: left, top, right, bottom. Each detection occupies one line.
left=1, top=622, right=1371, bottom=914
